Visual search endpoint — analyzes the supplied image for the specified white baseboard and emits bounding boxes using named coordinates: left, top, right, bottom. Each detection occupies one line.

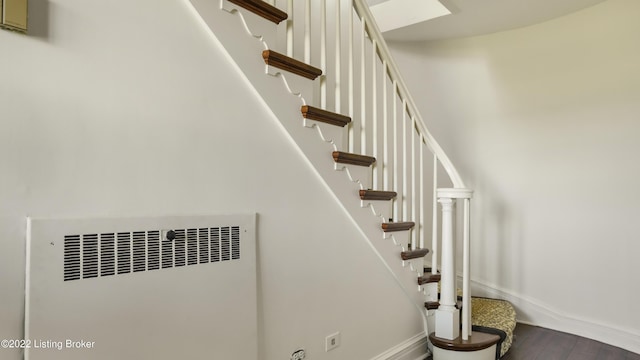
left=468, top=279, right=640, bottom=355
left=369, top=333, right=429, bottom=360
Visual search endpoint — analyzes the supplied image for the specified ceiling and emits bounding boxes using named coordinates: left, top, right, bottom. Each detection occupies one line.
left=367, top=0, right=608, bottom=42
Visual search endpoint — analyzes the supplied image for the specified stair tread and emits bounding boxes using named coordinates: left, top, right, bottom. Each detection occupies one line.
left=400, top=248, right=429, bottom=260
left=429, top=331, right=501, bottom=352
left=301, top=106, right=351, bottom=127
left=359, top=189, right=397, bottom=201
left=262, top=50, right=322, bottom=80
left=228, top=0, right=288, bottom=24
left=425, top=301, right=440, bottom=310
left=418, top=273, right=441, bottom=285
left=381, top=221, right=415, bottom=232
left=332, top=151, right=376, bottom=166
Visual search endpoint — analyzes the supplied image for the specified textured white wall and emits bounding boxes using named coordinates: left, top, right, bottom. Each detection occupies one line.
left=389, top=0, right=640, bottom=353
left=0, top=1, right=423, bottom=359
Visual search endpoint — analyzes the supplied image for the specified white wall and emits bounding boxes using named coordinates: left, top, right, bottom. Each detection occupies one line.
left=389, top=0, right=640, bottom=353
left=0, top=1, right=423, bottom=359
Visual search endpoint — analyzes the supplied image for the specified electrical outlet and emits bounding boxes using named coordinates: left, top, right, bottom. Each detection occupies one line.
left=291, top=349, right=305, bottom=360
left=325, top=332, right=340, bottom=352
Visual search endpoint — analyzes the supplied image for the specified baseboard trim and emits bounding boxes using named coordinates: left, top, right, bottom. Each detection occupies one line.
left=467, top=278, right=640, bottom=355
left=369, top=332, right=429, bottom=360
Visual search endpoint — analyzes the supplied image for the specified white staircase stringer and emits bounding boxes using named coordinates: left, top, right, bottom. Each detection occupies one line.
left=187, top=0, right=430, bottom=333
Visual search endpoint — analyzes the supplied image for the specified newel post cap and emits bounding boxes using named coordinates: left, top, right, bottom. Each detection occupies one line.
left=437, top=188, right=474, bottom=199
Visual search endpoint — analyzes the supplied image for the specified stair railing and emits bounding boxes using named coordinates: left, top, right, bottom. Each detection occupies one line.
left=270, top=0, right=474, bottom=341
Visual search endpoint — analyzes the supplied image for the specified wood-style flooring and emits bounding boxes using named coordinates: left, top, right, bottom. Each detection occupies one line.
left=428, top=323, right=640, bottom=360
left=503, top=324, right=640, bottom=360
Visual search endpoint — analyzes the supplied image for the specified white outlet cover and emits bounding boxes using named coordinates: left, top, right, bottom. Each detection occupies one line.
left=325, top=332, right=341, bottom=352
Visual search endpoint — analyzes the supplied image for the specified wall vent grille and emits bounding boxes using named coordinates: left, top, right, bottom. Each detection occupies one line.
left=63, top=226, right=241, bottom=281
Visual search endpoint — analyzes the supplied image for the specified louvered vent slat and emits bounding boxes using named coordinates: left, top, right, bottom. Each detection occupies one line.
left=198, top=228, right=209, bottom=264
left=232, top=226, right=240, bottom=260
left=63, top=226, right=242, bottom=281
left=100, top=233, right=115, bottom=276
left=148, top=231, right=160, bottom=271
left=211, top=227, right=220, bottom=262
left=82, top=234, right=99, bottom=279
left=64, top=235, right=81, bottom=281
left=174, top=229, right=186, bottom=267
left=117, top=232, right=131, bottom=274
left=221, top=227, right=231, bottom=261
left=187, top=228, right=198, bottom=265
left=133, top=231, right=146, bottom=272
left=162, top=233, right=173, bottom=269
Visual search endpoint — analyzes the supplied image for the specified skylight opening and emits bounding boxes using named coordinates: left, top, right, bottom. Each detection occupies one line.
left=368, top=0, right=452, bottom=33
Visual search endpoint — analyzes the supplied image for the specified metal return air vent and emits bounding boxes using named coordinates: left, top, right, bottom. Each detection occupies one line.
left=64, top=226, right=241, bottom=281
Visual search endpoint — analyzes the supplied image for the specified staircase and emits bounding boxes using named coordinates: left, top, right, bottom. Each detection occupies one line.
left=187, top=0, right=515, bottom=358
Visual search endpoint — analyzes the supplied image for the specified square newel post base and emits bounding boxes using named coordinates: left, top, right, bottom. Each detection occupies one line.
left=435, top=308, right=460, bottom=340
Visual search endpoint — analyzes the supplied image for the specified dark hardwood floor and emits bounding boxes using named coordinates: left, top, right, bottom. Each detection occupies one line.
left=502, top=324, right=640, bottom=360
left=426, top=324, right=640, bottom=360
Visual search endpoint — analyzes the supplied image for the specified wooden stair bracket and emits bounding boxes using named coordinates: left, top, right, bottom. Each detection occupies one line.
left=381, top=221, right=415, bottom=232
left=400, top=248, right=429, bottom=260
left=332, top=151, right=376, bottom=167
left=301, top=106, right=351, bottom=127
left=359, top=190, right=397, bottom=201
left=228, top=0, right=288, bottom=24
left=262, top=50, right=322, bottom=80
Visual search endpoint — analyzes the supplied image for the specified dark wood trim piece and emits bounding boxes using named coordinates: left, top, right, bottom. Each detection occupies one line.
left=418, top=273, right=441, bottom=285
left=381, top=221, right=415, bottom=232
left=359, top=190, right=397, bottom=201
left=228, top=0, right=288, bottom=24
left=262, top=50, right=322, bottom=80
left=425, top=301, right=440, bottom=310
left=400, top=248, right=429, bottom=260
left=429, top=331, right=501, bottom=352
left=332, top=151, right=376, bottom=166
left=301, top=106, right=351, bottom=127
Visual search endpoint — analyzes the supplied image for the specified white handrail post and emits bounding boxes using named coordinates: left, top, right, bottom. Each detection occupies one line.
left=435, top=196, right=459, bottom=340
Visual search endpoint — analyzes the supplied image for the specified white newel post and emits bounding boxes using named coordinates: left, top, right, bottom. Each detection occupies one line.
left=435, top=196, right=459, bottom=340
left=436, top=188, right=474, bottom=341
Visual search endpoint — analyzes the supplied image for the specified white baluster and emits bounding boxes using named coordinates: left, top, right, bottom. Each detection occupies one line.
left=286, top=0, right=293, bottom=57
left=462, top=197, right=472, bottom=340
left=359, top=18, right=366, bottom=154
left=371, top=40, right=378, bottom=189
left=335, top=0, right=342, bottom=114
left=431, top=154, right=438, bottom=274
left=304, top=0, right=310, bottom=63
left=401, top=101, right=408, bottom=222
left=320, top=0, right=327, bottom=108
left=419, top=137, right=425, bottom=250
left=411, top=116, right=417, bottom=249
left=347, top=1, right=354, bottom=153
left=382, top=61, right=389, bottom=192
left=392, top=81, right=399, bottom=221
